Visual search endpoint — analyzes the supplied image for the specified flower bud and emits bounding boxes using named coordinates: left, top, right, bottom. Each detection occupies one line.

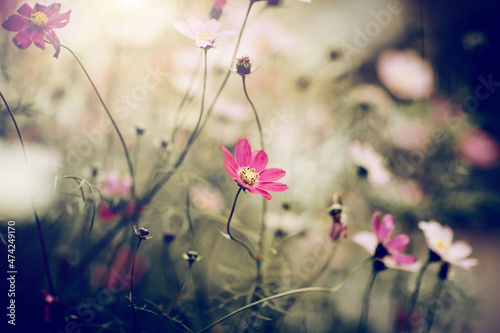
left=236, top=56, right=252, bottom=75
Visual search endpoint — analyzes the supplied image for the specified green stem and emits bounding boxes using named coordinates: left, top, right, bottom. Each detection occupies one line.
left=226, top=187, right=258, bottom=263
left=0, top=92, right=56, bottom=298
left=60, top=44, right=136, bottom=199
left=199, top=257, right=371, bottom=333
left=358, top=269, right=379, bottom=333
left=425, top=278, right=445, bottom=333
left=406, top=260, right=430, bottom=331
left=130, top=238, right=142, bottom=333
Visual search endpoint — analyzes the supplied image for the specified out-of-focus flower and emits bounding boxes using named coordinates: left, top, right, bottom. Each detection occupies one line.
left=349, top=141, right=391, bottom=187
left=265, top=211, right=306, bottom=235
left=210, top=0, right=226, bottom=20
left=327, top=193, right=348, bottom=241
left=222, top=138, right=288, bottom=200
left=353, top=211, right=418, bottom=270
left=457, top=128, right=500, bottom=169
left=42, top=290, right=58, bottom=323
left=134, top=226, right=153, bottom=240
left=419, top=220, right=478, bottom=270
left=173, top=16, right=238, bottom=49
left=376, top=49, right=434, bottom=100
left=388, top=118, right=430, bottom=150
left=90, top=246, right=148, bottom=290
left=2, top=3, right=71, bottom=58
left=190, top=184, right=224, bottom=213
left=100, top=170, right=132, bottom=197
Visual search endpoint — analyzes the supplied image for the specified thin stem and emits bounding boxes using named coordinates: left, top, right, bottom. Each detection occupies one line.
left=199, top=257, right=371, bottom=333
left=130, top=238, right=142, bottom=333
left=167, top=267, right=192, bottom=317
left=242, top=75, right=264, bottom=151
left=406, top=259, right=430, bottom=331
left=358, top=269, right=379, bottom=333
left=0, top=91, right=56, bottom=298
left=425, top=278, right=445, bottom=333
left=196, top=0, right=257, bottom=138
left=60, top=44, right=136, bottom=199
left=226, top=187, right=258, bottom=263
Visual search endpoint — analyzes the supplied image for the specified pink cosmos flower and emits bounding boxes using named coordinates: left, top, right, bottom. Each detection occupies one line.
left=173, top=17, right=238, bottom=49
left=2, top=3, right=70, bottom=58
left=353, top=211, right=418, bottom=270
left=349, top=141, right=392, bottom=187
left=376, top=49, right=434, bottom=100
left=222, top=138, right=288, bottom=200
left=100, top=170, right=132, bottom=197
left=418, top=220, right=478, bottom=270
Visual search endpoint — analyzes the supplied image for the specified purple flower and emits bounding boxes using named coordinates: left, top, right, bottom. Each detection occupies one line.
left=2, top=3, right=70, bottom=58
left=353, top=211, right=418, bottom=270
left=173, top=17, right=238, bottom=49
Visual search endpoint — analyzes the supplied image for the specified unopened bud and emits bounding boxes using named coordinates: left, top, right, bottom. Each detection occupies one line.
left=236, top=56, right=252, bottom=75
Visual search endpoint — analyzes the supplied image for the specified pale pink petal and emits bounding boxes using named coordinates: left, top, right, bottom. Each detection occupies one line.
left=452, top=258, right=478, bottom=270
left=12, top=29, right=32, bottom=49
left=173, top=21, right=196, bottom=40
left=48, top=10, right=71, bottom=29
left=440, top=225, right=454, bottom=246
left=386, top=234, right=410, bottom=252
left=247, top=186, right=272, bottom=200
left=17, top=3, right=33, bottom=17
left=120, top=177, right=132, bottom=197
left=211, top=30, right=239, bottom=40
left=195, top=38, right=212, bottom=48
left=1, top=14, right=30, bottom=32
left=203, top=18, right=221, bottom=34
left=44, top=27, right=61, bottom=58
left=187, top=17, right=204, bottom=33
left=259, top=168, right=286, bottom=182
left=31, top=30, right=45, bottom=49
left=250, top=150, right=268, bottom=173
left=256, top=182, right=288, bottom=193
left=378, top=214, right=395, bottom=243
left=352, top=231, right=378, bottom=254
left=222, top=146, right=239, bottom=170
left=235, top=138, right=251, bottom=167
left=383, top=257, right=420, bottom=272
left=448, top=241, right=473, bottom=260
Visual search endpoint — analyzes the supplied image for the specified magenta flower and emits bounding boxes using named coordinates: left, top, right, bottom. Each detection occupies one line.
left=2, top=3, right=70, bottom=58
left=353, top=211, right=418, bottom=270
left=419, top=220, right=478, bottom=270
left=222, top=138, right=288, bottom=200
left=173, top=16, right=238, bottom=49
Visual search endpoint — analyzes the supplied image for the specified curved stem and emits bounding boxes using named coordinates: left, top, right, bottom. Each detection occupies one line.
left=406, top=260, right=430, bottom=331
left=199, top=256, right=371, bottom=333
left=242, top=75, right=264, bottom=151
left=60, top=44, right=136, bottom=198
left=358, top=269, right=378, bottom=333
left=130, top=238, right=142, bottom=333
left=0, top=91, right=56, bottom=298
left=196, top=0, right=257, bottom=139
left=226, top=187, right=258, bottom=263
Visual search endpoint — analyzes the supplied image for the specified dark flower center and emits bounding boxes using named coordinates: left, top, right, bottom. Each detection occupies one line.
left=374, top=243, right=389, bottom=259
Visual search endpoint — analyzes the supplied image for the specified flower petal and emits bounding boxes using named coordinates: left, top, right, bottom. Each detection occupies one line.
left=247, top=186, right=272, bottom=200
left=259, top=168, right=285, bottom=182
left=203, top=18, right=221, bottom=34
left=44, top=27, right=61, bottom=58
left=371, top=211, right=382, bottom=238
left=17, top=3, right=33, bottom=17
left=222, top=145, right=238, bottom=170
left=448, top=241, right=473, bottom=260
left=352, top=231, right=378, bottom=254
left=42, top=3, right=62, bottom=18
left=31, top=30, right=45, bottom=49
left=452, top=258, right=478, bottom=270
left=48, top=10, right=71, bottom=29
left=386, top=234, right=410, bottom=252
left=250, top=150, right=268, bottom=173
left=186, top=17, right=204, bottom=33
left=235, top=138, right=251, bottom=167
left=256, top=182, right=288, bottom=193
left=223, top=160, right=240, bottom=182
left=2, top=14, right=30, bottom=32
left=211, top=30, right=239, bottom=40
left=389, top=252, right=417, bottom=264
left=195, top=38, right=212, bottom=48
left=173, top=21, right=196, bottom=40
left=378, top=214, right=395, bottom=244
left=12, top=29, right=32, bottom=49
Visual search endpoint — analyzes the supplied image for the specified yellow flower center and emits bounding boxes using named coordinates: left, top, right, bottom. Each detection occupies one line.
left=435, top=240, right=450, bottom=252
left=198, top=32, right=211, bottom=41
left=239, top=167, right=259, bottom=186
left=30, top=11, right=49, bottom=28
